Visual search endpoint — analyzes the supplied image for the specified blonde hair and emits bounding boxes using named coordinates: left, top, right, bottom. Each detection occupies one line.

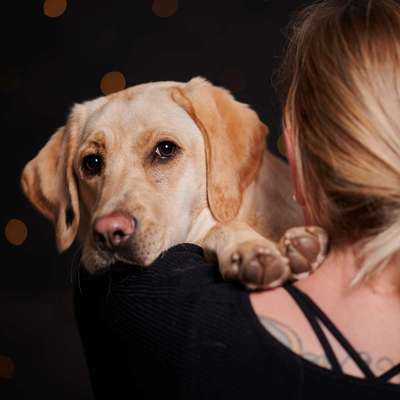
left=280, top=0, right=400, bottom=283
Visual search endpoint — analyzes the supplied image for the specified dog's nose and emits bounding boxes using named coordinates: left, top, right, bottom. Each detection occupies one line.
left=93, top=212, right=135, bottom=249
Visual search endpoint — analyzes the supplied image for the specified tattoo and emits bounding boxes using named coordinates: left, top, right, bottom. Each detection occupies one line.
left=258, top=315, right=400, bottom=382
left=302, top=352, right=330, bottom=369
left=258, top=316, right=304, bottom=354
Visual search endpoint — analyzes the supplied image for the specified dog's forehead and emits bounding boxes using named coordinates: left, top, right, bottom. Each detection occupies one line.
left=82, top=83, right=200, bottom=141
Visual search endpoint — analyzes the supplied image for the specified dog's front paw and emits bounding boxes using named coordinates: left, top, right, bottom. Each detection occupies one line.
left=279, top=226, right=328, bottom=279
left=220, top=239, right=291, bottom=290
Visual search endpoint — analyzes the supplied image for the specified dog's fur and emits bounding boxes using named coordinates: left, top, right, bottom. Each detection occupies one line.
left=21, top=78, right=327, bottom=288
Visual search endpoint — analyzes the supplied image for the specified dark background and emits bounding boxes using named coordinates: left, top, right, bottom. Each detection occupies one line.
left=2, top=0, right=308, bottom=398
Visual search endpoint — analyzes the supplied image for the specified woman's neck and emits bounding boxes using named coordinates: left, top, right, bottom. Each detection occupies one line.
left=296, top=244, right=400, bottom=301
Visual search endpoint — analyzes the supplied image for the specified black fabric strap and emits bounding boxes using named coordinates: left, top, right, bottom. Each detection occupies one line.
left=285, top=284, right=400, bottom=382
left=284, top=284, right=343, bottom=373
left=378, top=364, right=400, bottom=382
left=285, top=284, right=376, bottom=379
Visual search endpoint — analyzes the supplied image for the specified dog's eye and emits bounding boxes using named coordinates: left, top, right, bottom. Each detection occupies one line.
left=81, top=153, right=104, bottom=176
left=154, top=141, right=177, bottom=159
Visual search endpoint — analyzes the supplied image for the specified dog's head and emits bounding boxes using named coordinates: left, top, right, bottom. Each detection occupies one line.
left=21, top=77, right=267, bottom=272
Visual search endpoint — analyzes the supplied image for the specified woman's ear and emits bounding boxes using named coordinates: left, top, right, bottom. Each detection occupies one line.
left=284, top=128, right=306, bottom=207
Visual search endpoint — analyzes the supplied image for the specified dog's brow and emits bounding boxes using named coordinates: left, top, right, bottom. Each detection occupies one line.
left=135, top=130, right=157, bottom=146
left=135, top=130, right=183, bottom=149
left=81, top=133, right=107, bottom=149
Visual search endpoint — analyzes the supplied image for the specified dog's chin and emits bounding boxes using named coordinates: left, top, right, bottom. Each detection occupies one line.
left=80, top=249, right=115, bottom=274
left=81, top=246, right=160, bottom=274
left=114, top=253, right=136, bottom=265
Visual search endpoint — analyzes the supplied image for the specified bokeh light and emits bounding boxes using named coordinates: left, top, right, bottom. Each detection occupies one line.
left=277, top=134, right=287, bottom=158
left=100, top=71, right=126, bottom=95
left=43, top=0, right=67, bottom=18
left=0, top=355, right=15, bottom=380
left=152, top=0, right=178, bottom=18
left=5, top=219, right=28, bottom=246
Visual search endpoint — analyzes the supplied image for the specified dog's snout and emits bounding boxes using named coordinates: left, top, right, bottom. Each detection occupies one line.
left=93, top=212, right=135, bottom=249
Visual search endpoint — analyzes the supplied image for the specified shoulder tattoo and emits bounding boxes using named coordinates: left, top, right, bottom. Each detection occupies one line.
left=257, top=315, right=400, bottom=381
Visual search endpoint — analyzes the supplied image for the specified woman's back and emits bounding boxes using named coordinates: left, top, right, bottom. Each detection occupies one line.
left=251, top=247, right=400, bottom=383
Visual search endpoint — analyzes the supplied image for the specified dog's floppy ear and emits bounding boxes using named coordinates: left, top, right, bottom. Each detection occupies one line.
left=21, top=105, right=84, bottom=252
left=171, top=77, right=268, bottom=223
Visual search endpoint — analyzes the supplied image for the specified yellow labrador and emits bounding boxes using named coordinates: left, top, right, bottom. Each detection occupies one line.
left=21, top=78, right=327, bottom=289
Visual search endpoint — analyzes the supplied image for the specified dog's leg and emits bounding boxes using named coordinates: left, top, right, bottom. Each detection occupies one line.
left=203, top=222, right=328, bottom=290
left=203, top=221, right=290, bottom=289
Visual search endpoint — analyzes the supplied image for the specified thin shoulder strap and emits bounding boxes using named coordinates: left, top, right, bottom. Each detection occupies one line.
left=284, top=284, right=375, bottom=379
left=284, top=284, right=343, bottom=373
left=378, top=364, right=400, bottom=382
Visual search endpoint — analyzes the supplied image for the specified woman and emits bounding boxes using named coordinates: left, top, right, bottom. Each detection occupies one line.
left=75, top=1, right=400, bottom=398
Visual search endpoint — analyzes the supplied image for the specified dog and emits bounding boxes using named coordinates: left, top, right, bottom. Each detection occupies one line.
left=21, top=77, right=327, bottom=289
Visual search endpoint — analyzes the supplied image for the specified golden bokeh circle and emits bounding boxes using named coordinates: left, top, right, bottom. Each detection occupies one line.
left=100, top=71, right=127, bottom=95
left=43, top=0, right=67, bottom=18
left=5, top=219, right=28, bottom=246
left=0, top=355, right=15, bottom=380
left=152, top=0, right=178, bottom=18
left=277, top=134, right=287, bottom=158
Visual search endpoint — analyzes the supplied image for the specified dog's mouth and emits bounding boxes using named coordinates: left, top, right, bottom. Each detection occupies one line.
left=97, top=245, right=144, bottom=267
left=114, top=252, right=136, bottom=265
left=82, top=235, right=165, bottom=273
left=80, top=243, right=135, bottom=273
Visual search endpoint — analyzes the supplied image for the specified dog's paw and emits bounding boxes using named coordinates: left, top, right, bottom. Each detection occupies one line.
left=279, top=226, right=328, bottom=279
left=220, top=239, right=291, bottom=290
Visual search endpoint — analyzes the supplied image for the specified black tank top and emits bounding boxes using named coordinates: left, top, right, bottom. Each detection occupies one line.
left=284, top=284, right=400, bottom=383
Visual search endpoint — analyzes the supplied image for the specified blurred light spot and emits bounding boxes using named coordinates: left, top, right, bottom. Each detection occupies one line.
left=100, top=71, right=126, bottom=95
left=0, top=355, right=15, bottom=380
left=152, top=0, right=178, bottom=17
left=220, top=68, right=246, bottom=92
left=277, top=135, right=287, bottom=158
left=43, top=0, right=67, bottom=18
left=5, top=219, right=28, bottom=246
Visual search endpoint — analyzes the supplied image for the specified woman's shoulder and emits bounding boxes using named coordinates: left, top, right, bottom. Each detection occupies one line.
left=75, top=243, right=250, bottom=341
left=75, top=243, right=299, bottom=398
left=250, top=285, right=325, bottom=365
